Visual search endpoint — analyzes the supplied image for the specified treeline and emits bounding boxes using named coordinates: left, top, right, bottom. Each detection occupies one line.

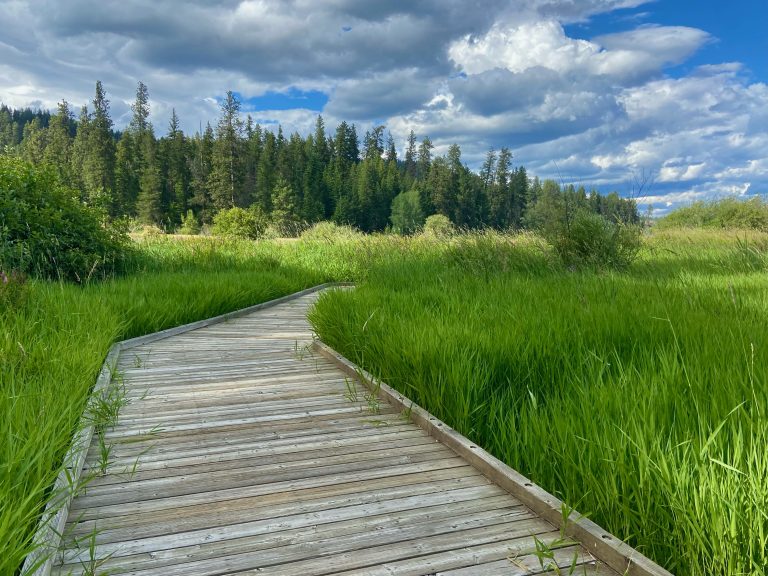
left=1, top=81, right=639, bottom=233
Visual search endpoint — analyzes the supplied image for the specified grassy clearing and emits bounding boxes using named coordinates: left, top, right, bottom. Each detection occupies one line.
left=3, top=229, right=767, bottom=575
left=309, top=228, right=768, bottom=576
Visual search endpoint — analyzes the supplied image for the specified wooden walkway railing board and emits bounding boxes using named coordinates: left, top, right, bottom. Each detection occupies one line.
left=39, top=287, right=671, bottom=576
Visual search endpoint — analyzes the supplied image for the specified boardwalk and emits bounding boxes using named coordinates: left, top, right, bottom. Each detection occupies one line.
left=47, top=287, right=668, bottom=576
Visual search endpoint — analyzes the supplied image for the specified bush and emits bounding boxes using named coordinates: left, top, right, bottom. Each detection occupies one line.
left=0, top=156, right=131, bottom=282
left=390, top=190, right=425, bottom=235
left=211, top=206, right=268, bottom=240
left=423, top=214, right=455, bottom=238
left=657, top=197, right=768, bottom=231
left=177, top=209, right=201, bottom=235
left=553, top=211, right=641, bottom=270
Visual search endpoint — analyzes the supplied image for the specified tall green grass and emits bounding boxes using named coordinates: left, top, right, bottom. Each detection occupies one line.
left=4, top=229, right=767, bottom=575
left=309, top=229, right=768, bottom=576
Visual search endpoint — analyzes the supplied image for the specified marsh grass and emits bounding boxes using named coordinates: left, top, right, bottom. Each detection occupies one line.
left=309, top=228, right=768, bottom=576
left=3, top=228, right=767, bottom=575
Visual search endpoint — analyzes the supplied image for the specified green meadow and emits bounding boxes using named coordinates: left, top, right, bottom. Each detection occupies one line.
left=2, top=228, right=767, bottom=575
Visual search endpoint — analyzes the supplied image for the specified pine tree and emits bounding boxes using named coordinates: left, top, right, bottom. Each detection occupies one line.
left=43, top=101, right=74, bottom=184
left=136, top=128, right=163, bottom=225
left=20, top=118, right=47, bottom=165
left=69, top=105, right=90, bottom=198
left=82, top=81, right=116, bottom=212
left=256, top=130, right=276, bottom=213
left=271, top=176, right=301, bottom=235
left=164, top=109, right=190, bottom=221
left=404, top=130, right=417, bottom=180
left=114, top=130, right=139, bottom=216
left=208, top=91, right=245, bottom=209
left=190, top=123, right=215, bottom=223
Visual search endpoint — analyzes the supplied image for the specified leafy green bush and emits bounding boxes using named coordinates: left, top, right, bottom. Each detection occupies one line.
left=423, top=214, right=455, bottom=237
left=657, top=196, right=768, bottom=231
left=211, top=206, right=268, bottom=240
left=553, top=211, right=641, bottom=270
left=177, top=209, right=201, bottom=235
left=390, top=189, right=425, bottom=235
left=0, top=156, right=131, bottom=282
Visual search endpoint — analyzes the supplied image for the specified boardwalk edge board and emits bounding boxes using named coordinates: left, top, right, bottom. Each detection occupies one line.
left=312, top=340, right=674, bottom=576
left=21, top=283, right=351, bottom=576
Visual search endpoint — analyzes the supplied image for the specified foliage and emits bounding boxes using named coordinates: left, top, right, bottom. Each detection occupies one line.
left=1, top=83, right=638, bottom=237
left=657, top=196, right=768, bottom=231
left=0, top=269, right=29, bottom=313
left=309, top=228, right=768, bottom=576
left=0, top=156, right=130, bottom=282
left=211, top=205, right=268, bottom=239
left=552, top=210, right=642, bottom=270
left=422, top=213, right=455, bottom=237
left=390, top=189, right=424, bottom=234
left=177, top=209, right=200, bottom=235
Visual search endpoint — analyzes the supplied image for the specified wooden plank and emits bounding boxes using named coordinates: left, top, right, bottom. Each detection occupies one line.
left=437, top=545, right=598, bottom=575
left=86, top=433, right=434, bottom=486
left=314, top=341, right=672, bottom=576
left=65, top=476, right=507, bottom=547
left=61, top=483, right=517, bottom=562
left=56, top=493, right=516, bottom=575
left=63, top=504, right=534, bottom=576
left=230, top=520, right=559, bottom=576
left=86, top=413, right=409, bottom=461
left=67, top=459, right=475, bottom=522
left=71, top=452, right=463, bottom=511
left=94, top=425, right=426, bottom=472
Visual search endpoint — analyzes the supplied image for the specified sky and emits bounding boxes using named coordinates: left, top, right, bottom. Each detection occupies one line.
left=1, top=0, right=766, bottom=214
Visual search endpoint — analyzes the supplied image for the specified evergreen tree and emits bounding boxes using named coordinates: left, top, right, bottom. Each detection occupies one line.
left=43, top=101, right=74, bottom=183
left=256, top=129, right=276, bottom=213
left=69, top=105, right=90, bottom=198
left=136, top=127, right=163, bottom=225
left=114, top=131, right=139, bottom=216
left=130, top=81, right=150, bottom=134
left=271, top=175, right=301, bottom=235
left=488, top=147, right=512, bottom=228
left=82, top=81, right=116, bottom=212
left=208, top=91, right=245, bottom=209
left=20, top=118, right=47, bottom=165
left=404, top=130, right=417, bottom=180
left=164, top=108, right=190, bottom=221
left=189, top=123, right=215, bottom=222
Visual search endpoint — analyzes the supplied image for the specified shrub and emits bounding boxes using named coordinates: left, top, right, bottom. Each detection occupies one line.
left=0, top=156, right=131, bottom=282
left=423, top=214, right=455, bottom=238
left=177, top=209, right=201, bottom=235
left=553, top=211, right=641, bottom=270
left=390, top=190, right=425, bottom=235
left=211, top=206, right=268, bottom=240
left=657, top=196, right=768, bottom=231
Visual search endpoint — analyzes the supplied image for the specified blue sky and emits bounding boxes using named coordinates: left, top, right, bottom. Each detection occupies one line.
left=0, top=0, right=766, bottom=213
left=565, top=1, right=768, bottom=81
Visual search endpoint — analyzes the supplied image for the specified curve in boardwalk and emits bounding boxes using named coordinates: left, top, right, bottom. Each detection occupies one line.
left=34, top=286, right=670, bottom=576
